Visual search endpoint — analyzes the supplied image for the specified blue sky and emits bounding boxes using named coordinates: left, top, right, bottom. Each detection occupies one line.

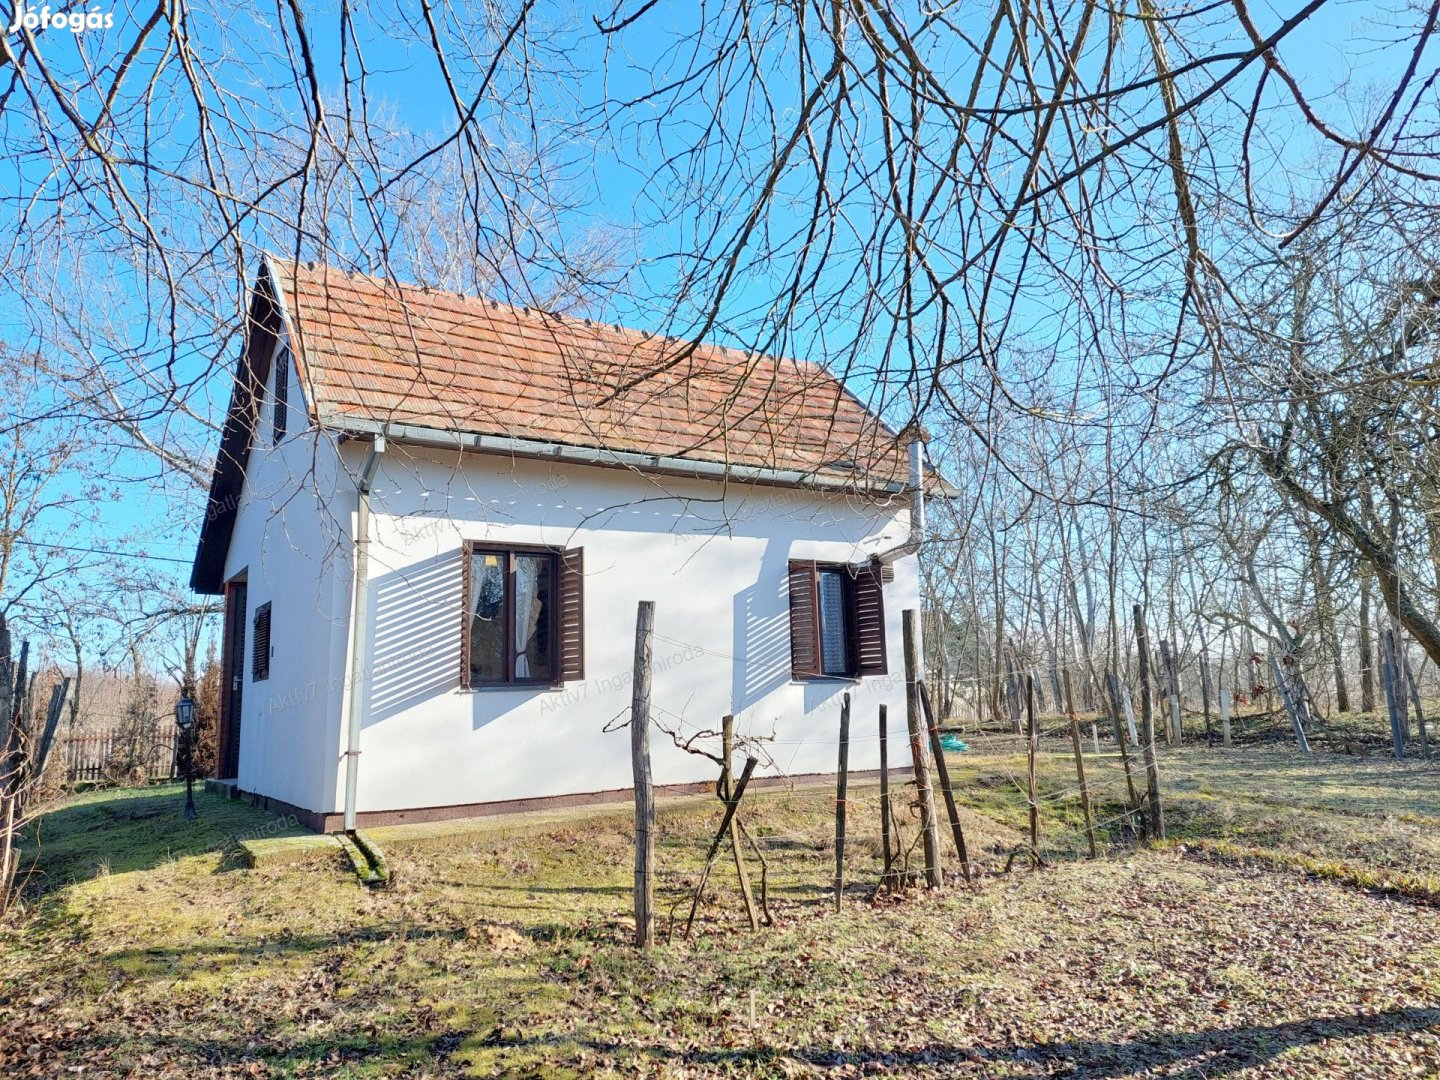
left=1, top=0, right=1431, bottom=664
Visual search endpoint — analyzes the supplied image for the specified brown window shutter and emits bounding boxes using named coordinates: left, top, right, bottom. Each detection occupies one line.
left=787, top=560, right=820, bottom=678
left=459, top=542, right=473, bottom=689
left=251, top=602, right=272, bottom=682
left=558, top=548, right=584, bottom=681
left=851, top=564, right=888, bottom=676
left=272, top=349, right=288, bottom=445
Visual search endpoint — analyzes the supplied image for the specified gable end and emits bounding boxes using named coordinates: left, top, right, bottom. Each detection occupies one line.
left=191, top=260, right=294, bottom=595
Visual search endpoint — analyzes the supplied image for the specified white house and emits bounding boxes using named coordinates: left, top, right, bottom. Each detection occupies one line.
left=191, top=257, right=945, bottom=831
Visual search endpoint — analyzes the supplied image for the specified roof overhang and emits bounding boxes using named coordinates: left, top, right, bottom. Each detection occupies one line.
left=324, top=415, right=963, bottom=499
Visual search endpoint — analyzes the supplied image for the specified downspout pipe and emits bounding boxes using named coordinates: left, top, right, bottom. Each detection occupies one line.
left=875, top=434, right=927, bottom=681
left=342, top=435, right=386, bottom=832
left=875, top=433, right=928, bottom=566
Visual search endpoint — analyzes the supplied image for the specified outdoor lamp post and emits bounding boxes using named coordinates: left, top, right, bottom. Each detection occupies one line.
left=175, top=696, right=198, bottom=820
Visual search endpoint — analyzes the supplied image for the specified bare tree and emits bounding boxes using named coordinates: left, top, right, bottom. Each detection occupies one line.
left=0, top=351, right=95, bottom=620
left=1213, top=197, right=1440, bottom=668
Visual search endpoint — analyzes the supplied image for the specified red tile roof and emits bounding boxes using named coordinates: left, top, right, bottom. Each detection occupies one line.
left=270, top=258, right=911, bottom=488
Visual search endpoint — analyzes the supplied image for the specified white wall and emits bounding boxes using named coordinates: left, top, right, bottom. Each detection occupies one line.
left=221, top=344, right=354, bottom=814
left=325, top=441, right=922, bottom=815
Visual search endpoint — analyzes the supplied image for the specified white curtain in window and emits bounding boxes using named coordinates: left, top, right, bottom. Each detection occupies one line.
left=818, top=571, right=849, bottom=675
left=514, top=557, right=541, bottom=677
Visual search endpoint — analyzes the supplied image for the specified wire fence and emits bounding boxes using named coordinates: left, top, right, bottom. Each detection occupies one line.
left=642, top=663, right=1162, bottom=879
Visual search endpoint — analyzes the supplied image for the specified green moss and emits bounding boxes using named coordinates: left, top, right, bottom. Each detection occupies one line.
left=349, top=829, right=391, bottom=884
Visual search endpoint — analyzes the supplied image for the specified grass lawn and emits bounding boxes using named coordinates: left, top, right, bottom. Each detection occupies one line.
left=2, top=743, right=1439, bottom=1078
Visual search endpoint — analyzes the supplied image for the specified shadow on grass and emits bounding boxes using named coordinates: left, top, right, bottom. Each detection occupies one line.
left=42, top=1013, right=1428, bottom=1080
left=20, top=785, right=311, bottom=894
left=100, top=922, right=475, bottom=981
left=465, top=1006, right=1440, bottom=1078
left=51, top=1028, right=471, bottom=1078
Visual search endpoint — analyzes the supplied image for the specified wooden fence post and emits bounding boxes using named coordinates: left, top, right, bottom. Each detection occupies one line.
left=1063, top=668, right=1097, bottom=858
left=1380, top=631, right=1404, bottom=758
left=1199, top=649, right=1214, bottom=744
left=684, top=757, right=759, bottom=938
left=1158, top=640, right=1182, bottom=745
left=33, top=680, right=69, bottom=783
left=1269, top=656, right=1313, bottom=755
left=0, top=796, right=14, bottom=919
left=878, top=704, right=895, bottom=890
left=903, top=610, right=942, bottom=888
left=0, top=615, right=11, bottom=773
left=1025, top=674, right=1040, bottom=860
left=720, top=714, right=759, bottom=930
left=1070, top=718, right=1097, bottom=858
left=1104, top=671, right=1142, bottom=814
left=630, top=601, right=656, bottom=947
left=1133, top=604, right=1165, bottom=841
left=920, top=682, right=972, bottom=882
left=833, top=693, right=850, bottom=912
left=1404, top=666, right=1431, bottom=762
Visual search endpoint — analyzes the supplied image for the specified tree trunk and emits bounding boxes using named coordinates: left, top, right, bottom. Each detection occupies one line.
left=1133, top=605, right=1164, bottom=841
left=1309, top=533, right=1348, bottom=714
left=1358, top=572, right=1376, bottom=713
left=1262, top=460, right=1440, bottom=670
left=1329, top=626, right=1350, bottom=714
left=989, top=533, right=1008, bottom=729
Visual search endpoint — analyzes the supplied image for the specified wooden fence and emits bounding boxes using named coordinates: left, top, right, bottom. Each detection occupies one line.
left=63, top=730, right=178, bottom=784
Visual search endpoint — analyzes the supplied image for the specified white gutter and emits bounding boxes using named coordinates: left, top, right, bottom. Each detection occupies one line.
left=341, top=435, right=386, bottom=832
left=323, top=414, right=962, bottom=499
left=874, top=434, right=929, bottom=566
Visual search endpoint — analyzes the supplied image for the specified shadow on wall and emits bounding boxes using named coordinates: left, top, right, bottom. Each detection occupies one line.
left=367, top=549, right=464, bottom=724
left=731, top=539, right=792, bottom=714
left=729, top=541, right=852, bottom=717
left=803, top=678, right=849, bottom=713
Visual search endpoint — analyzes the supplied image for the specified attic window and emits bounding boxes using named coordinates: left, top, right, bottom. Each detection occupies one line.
left=271, top=347, right=289, bottom=446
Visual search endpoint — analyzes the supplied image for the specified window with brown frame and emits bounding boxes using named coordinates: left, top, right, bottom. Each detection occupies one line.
left=461, top=543, right=583, bottom=688
left=787, top=560, right=887, bottom=679
left=251, top=601, right=272, bottom=682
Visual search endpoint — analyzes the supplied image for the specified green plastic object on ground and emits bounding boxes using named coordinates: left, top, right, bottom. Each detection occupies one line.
left=939, top=734, right=969, bottom=753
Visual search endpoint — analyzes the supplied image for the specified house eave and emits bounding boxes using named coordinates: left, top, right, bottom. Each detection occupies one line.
left=324, top=415, right=961, bottom=499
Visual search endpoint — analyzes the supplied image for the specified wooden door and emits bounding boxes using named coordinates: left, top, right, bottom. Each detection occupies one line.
left=218, top=581, right=247, bottom=778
